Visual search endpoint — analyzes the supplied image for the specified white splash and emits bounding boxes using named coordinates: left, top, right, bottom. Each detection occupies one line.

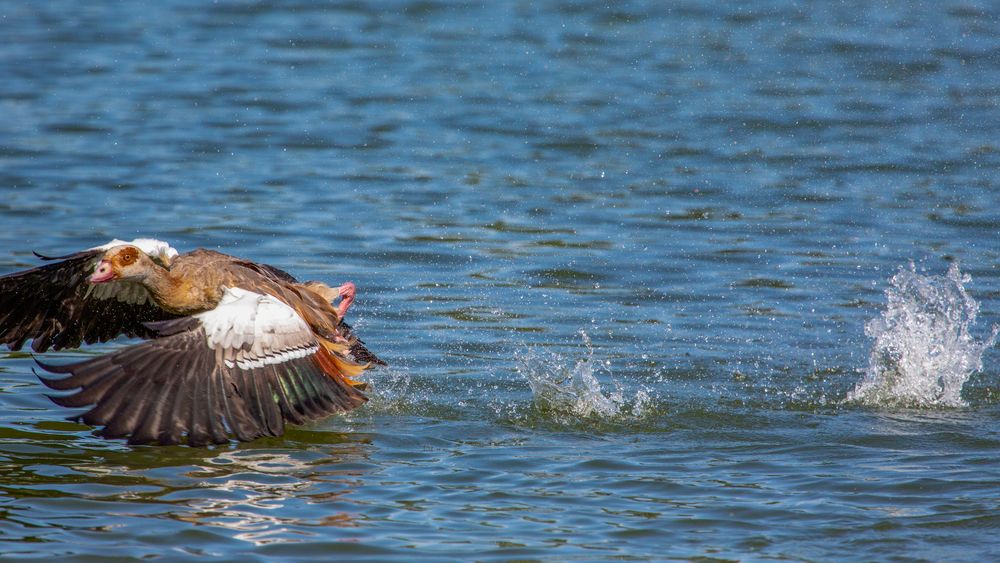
left=847, top=262, right=998, bottom=408
left=515, top=331, right=651, bottom=420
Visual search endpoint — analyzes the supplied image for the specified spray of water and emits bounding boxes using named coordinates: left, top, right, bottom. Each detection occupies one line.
left=847, top=262, right=998, bottom=408
left=515, top=331, right=652, bottom=421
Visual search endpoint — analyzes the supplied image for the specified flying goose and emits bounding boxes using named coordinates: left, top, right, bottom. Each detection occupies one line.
left=0, top=238, right=384, bottom=446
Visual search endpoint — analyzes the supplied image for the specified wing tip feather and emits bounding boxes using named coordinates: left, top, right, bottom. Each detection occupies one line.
left=34, top=371, right=78, bottom=394
left=45, top=392, right=83, bottom=408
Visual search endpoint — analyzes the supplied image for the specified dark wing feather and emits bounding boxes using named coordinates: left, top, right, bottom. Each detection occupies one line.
left=37, top=291, right=367, bottom=446
left=0, top=250, right=177, bottom=352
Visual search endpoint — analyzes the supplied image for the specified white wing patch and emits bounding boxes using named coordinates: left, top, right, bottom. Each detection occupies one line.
left=228, top=345, right=318, bottom=370
left=195, top=287, right=318, bottom=370
left=90, top=238, right=179, bottom=264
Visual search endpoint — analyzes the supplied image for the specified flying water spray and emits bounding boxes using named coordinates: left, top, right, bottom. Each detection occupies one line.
left=847, top=262, right=998, bottom=408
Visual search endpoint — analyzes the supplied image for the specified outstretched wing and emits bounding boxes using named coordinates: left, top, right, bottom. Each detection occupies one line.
left=37, top=287, right=368, bottom=446
left=0, top=242, right=178, bottom=352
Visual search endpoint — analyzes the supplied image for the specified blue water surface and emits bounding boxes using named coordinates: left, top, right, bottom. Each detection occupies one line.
left=1, top=1, right=1000, bottom=560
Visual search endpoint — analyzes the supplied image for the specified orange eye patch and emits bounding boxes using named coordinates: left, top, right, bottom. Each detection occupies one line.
left=118, top=248, right=138, bottom=265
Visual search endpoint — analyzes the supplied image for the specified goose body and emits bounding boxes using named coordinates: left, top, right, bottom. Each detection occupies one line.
left=0, top=238, right=384, bottom=446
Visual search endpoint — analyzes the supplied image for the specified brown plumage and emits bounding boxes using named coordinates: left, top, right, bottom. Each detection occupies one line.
left=0, top=238, right=384, bottom=446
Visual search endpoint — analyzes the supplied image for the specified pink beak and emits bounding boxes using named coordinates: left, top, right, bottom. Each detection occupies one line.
left=90, top=260, right=115, bottom=283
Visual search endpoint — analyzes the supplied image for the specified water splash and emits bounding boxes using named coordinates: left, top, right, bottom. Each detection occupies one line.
left=515, top=331, right=651, bottom=421
left=847, top=262, right=998, bottom=408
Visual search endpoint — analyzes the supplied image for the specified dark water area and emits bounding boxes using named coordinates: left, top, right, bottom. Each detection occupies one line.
left=1, top=1, right=1000, bottom=560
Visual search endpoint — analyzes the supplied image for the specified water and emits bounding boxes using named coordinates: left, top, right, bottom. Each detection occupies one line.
left=1, top=1, right=1000, bottom=560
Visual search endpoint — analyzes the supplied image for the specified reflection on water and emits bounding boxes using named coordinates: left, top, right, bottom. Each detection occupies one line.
left=174, top=449, right=369, bottom=544
left=0, top=420, right=375, bottom=551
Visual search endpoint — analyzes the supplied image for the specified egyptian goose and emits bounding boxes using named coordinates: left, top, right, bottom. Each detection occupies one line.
left=0, top=238, right=384, bottom=446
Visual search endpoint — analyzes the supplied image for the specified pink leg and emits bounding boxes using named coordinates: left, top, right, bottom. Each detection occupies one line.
left=336, top=282, right=355, bottom=318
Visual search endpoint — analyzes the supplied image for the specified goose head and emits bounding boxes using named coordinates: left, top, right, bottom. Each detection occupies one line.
left=90, top=245, right=157, bottom=284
